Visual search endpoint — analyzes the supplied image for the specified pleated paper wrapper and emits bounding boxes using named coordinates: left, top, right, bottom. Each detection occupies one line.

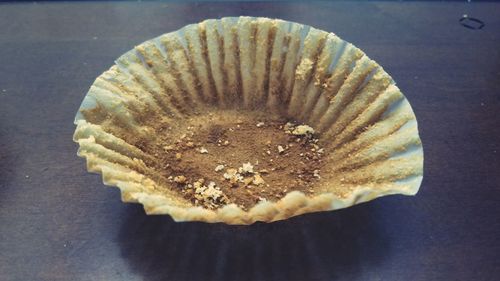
left=73, top=17, right=424, bottom=225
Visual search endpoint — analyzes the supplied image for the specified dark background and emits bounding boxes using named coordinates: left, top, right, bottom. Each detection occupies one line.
left=1, top=1, right=499, bottom=281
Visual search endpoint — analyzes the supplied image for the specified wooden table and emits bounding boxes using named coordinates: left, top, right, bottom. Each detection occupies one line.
left=1, top=1, right=499, bottom=280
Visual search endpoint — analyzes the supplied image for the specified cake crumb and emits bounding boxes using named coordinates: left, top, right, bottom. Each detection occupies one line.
left=243, top=177, right=253, bottom=186
left=163, top=145, right=175, bottom=151
left=292, top=125, right=315, bottom=136
left=193, top=179, right=203, bottom=189
left=194, top=181, right=227, bottom=208
left=223, top=168, right=238, bottom=180
left=256, top=122, right=265, bottom=128
left=174, top=175, right=187, bottom=184
left=199, top=147, right=208, bottom=154
left=253, top=174, right=265, bottom=185
left=175, top=152, right=182, bottom=160
left=239, top=162, right=254, bottom=174
left=284, top=122, right=295, bottom=133
left=277, top=145, right=285, bottom=154
left=215, top=164, right=225, bottom=172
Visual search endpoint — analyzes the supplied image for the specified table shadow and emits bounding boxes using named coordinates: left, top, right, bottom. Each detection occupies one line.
left=117, top=203, right=390, bottom=281
left=0, top=121, right=16, bottom=204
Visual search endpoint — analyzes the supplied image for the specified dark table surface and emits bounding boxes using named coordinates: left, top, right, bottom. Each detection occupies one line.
left=1, top=1, right=499, bottom=281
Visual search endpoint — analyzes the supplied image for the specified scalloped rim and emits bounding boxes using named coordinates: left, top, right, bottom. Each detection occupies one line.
left=75, top=136, right=423, bottom=224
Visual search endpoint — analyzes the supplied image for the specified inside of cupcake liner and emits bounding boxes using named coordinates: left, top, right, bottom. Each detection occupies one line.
left=73, top=16, right=423, bottom=223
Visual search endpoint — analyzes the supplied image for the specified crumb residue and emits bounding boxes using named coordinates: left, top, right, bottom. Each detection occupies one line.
left=139, top=110, right=327, bottom=210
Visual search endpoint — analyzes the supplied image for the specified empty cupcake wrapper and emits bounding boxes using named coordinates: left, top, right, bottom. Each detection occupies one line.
left=73, top=17, right=423, bottom=224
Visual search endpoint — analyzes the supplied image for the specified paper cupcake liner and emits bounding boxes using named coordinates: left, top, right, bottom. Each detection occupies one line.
left=73, top=17, right=423, bottom=224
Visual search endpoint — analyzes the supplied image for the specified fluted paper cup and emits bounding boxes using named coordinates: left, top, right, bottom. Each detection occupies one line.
left=73, top=17, right=423, bottom=224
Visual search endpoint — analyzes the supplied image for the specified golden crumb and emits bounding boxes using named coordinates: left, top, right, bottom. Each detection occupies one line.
left=174, top=175, right=187, bottom=184
left=292, top=125, right=315, bottom=136
left=253, top=174, right=265, bottom=185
